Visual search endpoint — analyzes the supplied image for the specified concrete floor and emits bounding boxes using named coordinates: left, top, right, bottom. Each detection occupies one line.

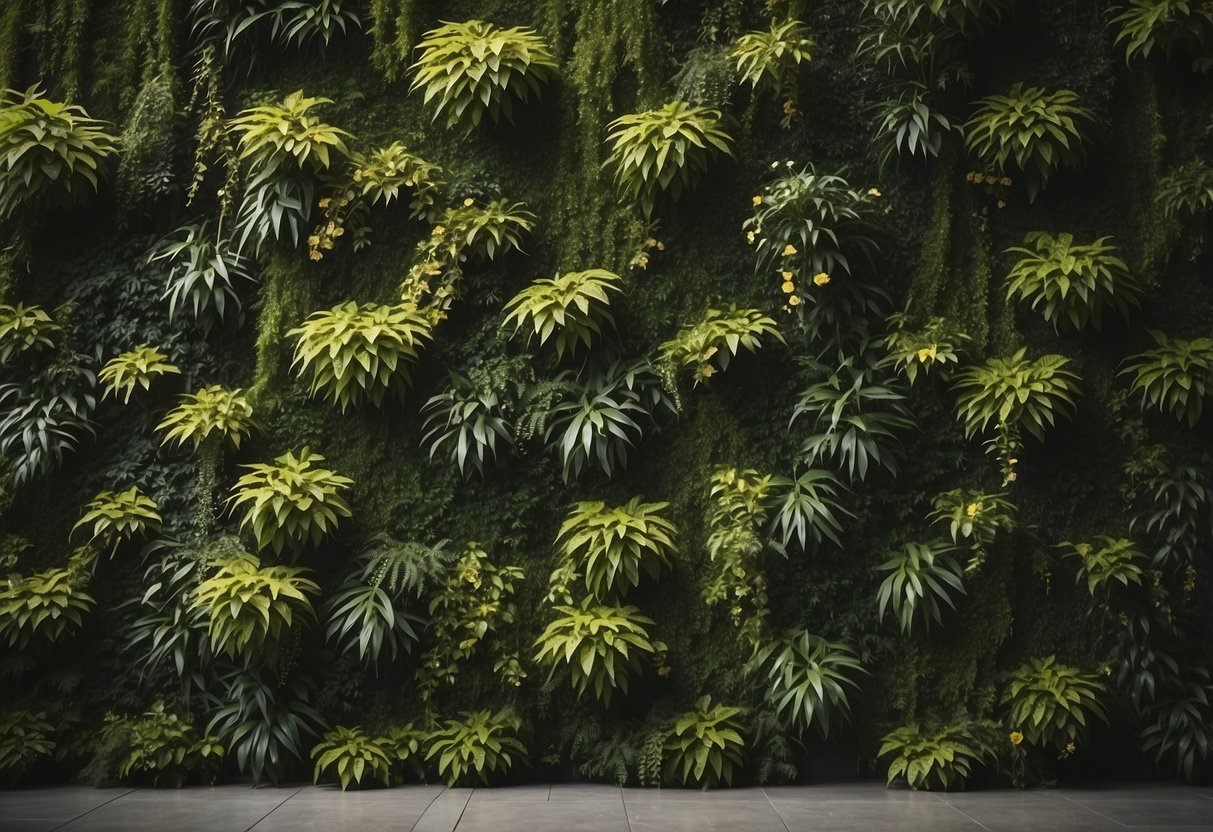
left=1, top=782, right=1212, bottom=832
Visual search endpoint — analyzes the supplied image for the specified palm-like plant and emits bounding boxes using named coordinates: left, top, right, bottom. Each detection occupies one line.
left=731, top=19, right=814, bottom=101
left=289, top=302, right=434, bottom=411
left=657, top=307, right=783, bottom=386
left=747, top=630, right=864, bottom=737
left=606, top=101, right=734, bottom=218
left=872, top=83, right=961, bottom=170
left=274, top=0, right=361, bottom=50
left=503, top=269, right=624, bottom=359
left=0, top=361, right=96, bottom=487
left=952, top=349, right=1081, bottom=441
left=72, top=486, right=161, bottom=553
left=533, top=600, right=659, bottom=707
left=150, top=223, right=256, bottom=329
left=425, top=710, right=527, bottom=786
left=875, top=541, right=966, bottom=633
left=963, top=84, right=1094, bottom=202
left=192, top=552, right=319, bottom=656
left=1121, top=333, right=1213, bottom=427
left=554, top=498, right=678, bottom=602
left=157, top=386, right=257, bottom=450
left=0, top=86, right=118, bottom=219
left=1002, top=656, right=1108, bottom=749
left=662, top=696, right=746, bottom=788
left=1062, top=536, right=1146, bottom=596
left=98, top=345, right=180, bottom=403
left=0, top=304, right=62, bottom=363
left=409, top=19, right=558, bottom=131
left=1004, top=232, right=1140, bottom=331
left=766, top=468, right=851, bottom=550
left=421, top=372, right=512, bottom=479
left=227, top=448, right=353, bottom=555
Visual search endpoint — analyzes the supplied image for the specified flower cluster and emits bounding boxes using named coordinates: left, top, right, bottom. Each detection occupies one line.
left=630, top=235, right=666, bottom=270
left=966, top=170, right=1013, bottom=209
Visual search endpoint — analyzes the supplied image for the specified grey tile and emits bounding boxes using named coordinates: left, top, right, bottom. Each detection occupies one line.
left=0, top=786, right=132, bottom=829
left=465, top=785, right=551, bottom=803
left=938, top=794, right=1122, bottom=832
left=774, top=800, right=984, bottom=832
left=766, top=783, right=943, bottom=804
left=622, top=786, right=775, bottom=802
left=55, top=785, right=299, bottom=832
left=548, top=784, right=624, bottom=801
left=623, top=791, right=787, bottom=832
left=249, top=785, right=445, bottom=830
left=412, top=788, right=472, bottom=832
left=455, top=798, right=628, bottom=832
left=1064, top=797, right=1213, bottom=826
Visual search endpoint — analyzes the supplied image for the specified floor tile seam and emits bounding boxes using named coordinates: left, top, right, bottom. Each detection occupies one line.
left=409, top=787, right=461, bottom=832
left=760, top=788, right=793, bottom=832
left=243, top=785, right=305, bottom=832
left=932, top=791, right=995, bottom=831
left=617, top=785, right=634, bottom=832
left=1060, top=795, right=1132, bottom=828
left=46, top=788, right=136, bottom=832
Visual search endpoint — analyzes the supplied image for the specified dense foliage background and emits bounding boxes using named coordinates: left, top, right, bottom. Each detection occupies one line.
left=1, top=0, right=1211, bottom=790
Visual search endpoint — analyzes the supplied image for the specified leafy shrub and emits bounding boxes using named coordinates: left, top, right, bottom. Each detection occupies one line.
left=747, top=630, right=864, bottom=737
left=663, top=696, right=745, bottom=789
left=657, top=307, right=783, bottom=386
left=0, top=710, right=55, bottom=782
left=553, top=498, right=677, bottom=602
left=534, top=600, right=660, bottom=706
left=606, top=101, right=734, bottom=218
left=872, top=83, right=960, bottom=169
left=952, top=349, right=1081, bottom=441
left=100, top=703, right=224, bottom=787
left=410, top=19, right=558, bottom=131
left=963, top=84, right=1094, bottom=201
left=149, top=223, right=256, bottom=329
left=0, top=85, right=118, bottom=219
left=0, top=555, right=94, bottom=648
left=127, top=542, right=214, bottom=685
left=766, top=469, right=850, bottom=550
left=702, top=466, right=775, bottom=627
left=1142, top=665, right=1213, bottom=783
left=882, top=314, right=969, bottom=385
left=1004, top=232, right=1140, bottom=331
left=98, top=345, right=180, bottom=403
left=1002, top=656, right=1108, bottom=749
left=192, top=551, right=320, bottom=656
left=879, top=717, right=997, bottom=790
left=311, top=726, right=392, bottom=790
left=1155, top=159, right=1213, bottom=219
left=157, top=386, right=257, bottom=450
left=421, top=371, right=512, bottom=479
left=1110, top=0, right=1213, bottom=64
left=0, top=303, right=61, bottom=363
left=274, top=0, right=361, bottom=50
left=1121, top=333, right=1213, bottom=427
left=503, top=269, right=624, bottom=359
left=731, top=19, right=813, bottom=123
left=792, top=355, right=913, bottom=481
left=927, top=489, right=1015, bottom=570
left=1062, top=536, right=1146, bottom=596
left=350, top=141, right=445, bottom=217
left=227, top=448, right=353, bottom=555
left=0, top=360, right=96, bottom=487
left=289, top=302, right=434, bottom=411
left=425, top=709, right=527, bottom=786
left=72, top=486, right=161, bottom=553
left=876, top=541, right=966, bottom=633
left=324, top=544, right=426, bottom=666
left=379, top=724, right=428, bottom=783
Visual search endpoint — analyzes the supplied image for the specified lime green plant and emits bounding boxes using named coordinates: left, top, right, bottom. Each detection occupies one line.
left=963, top=84, right=1094, bottom=201
left=1004, top=232, right=1140, bottom=331
left=289, top=302, right=434, bottom=411
left=227, top=448, right=353, bottom=555
left=72, top=486, right=161, bottom=553
left=1002, top=656, right=1108, bottom=750
left=104, top=703, right=224, bottom=787
left=766, top=469, right=851, bottom=550
left=350, top=142, right=445, bottom=217
left=876, top=541, right=966, bottom=633
left=409, top=19, right=558, bottom=131
left=731, top=19, right=813, bottom=124
left=1062, top=536, right=1146, bottom=596
left=192, top=551, right=319, bottom=656
left=882, top=314, right=969, bottom=385
left=606, top=101, right=734, bottom=218
left=879, top=717, right=997, bottom=790
left=0, top=86, right=118, bottom=219
left=503, top=269, right=624, bottom=359
left=150, top=223, right=256, bottom=329
left=953, top=349, right=1081, bottom=442
left=657, top=307, right=783, bottom=386
left=0, top=304, right=61, bottom=363
left=98, top=345, right=180, bottom=403
left=157, top=386, right=258, bottom=450
left=533, top=600, right=660, bottom=706
left=1156, top=159, right=1213, bottom=219
left=0, top=710, right=55, bottom=782
left=703, top=467, right=775, bottom=628
left=425, top=709, right=527, bottom=786
left=1121, top=333, right=1213, bottom=426
left=553, top=498, right=677, bottom=602
left=927, top=489, right=1015, bottom=570
left=311, top=726, right=392, bottom=790
left=1110, top=0, right=1213, bottom=64
left=663, top=696, right=745, bottom=789
left=0, top=554, right=94, bottom=648
left=747, top=630, right=864, bottom=737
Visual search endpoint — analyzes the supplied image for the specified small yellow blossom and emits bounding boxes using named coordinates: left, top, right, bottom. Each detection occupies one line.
left=657, top=665, right=671, bottom=678
left=308, top=250, right=324, bottom=261
left=463, top=197, right=475, bottom=206
left=352, top=169, right=364, bottom=182
left=307, top=235, right=321, bottom=247
left=974, top=172, right=985, bottom=184
left=813, top=272, right=831, bottom=286
left=916, top=345, right=937, bottom=362
left=1010, top=731, right=1024, bottom=746
left=433, top=225, right=447, bottom=236
left=1065, top=742, right=1076, bottom=753
left=318, top=197, right=332, bottom=209
left=780, top=270, right=794, bottom=280
left=746, top=231, right=756, bottom=244
left=1007, top=471, right=1018, bottom=482
left=1008, top=458, right=1019, bottom=465
left=1000, top=176, right=1013, bottom=186
left=752, top=195, right=763, bottom=207
left=867, top=187, right=882, bottom=198
left=788, top=295, right=801, bottom=306
left=781, top=280, right=796, bottom=294
left=966, top=501, right=982, bottom=517
left=782, top=244, right=798, bottom=257
left=997, top=199, right=1007, bottom=209
left=656, top=241, right=665, bottom=251
left=645, top=237, right=658, bottom=248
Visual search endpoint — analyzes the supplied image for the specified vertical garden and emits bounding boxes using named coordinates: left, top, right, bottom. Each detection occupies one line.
left=1, top=0, right=1211, bottom=791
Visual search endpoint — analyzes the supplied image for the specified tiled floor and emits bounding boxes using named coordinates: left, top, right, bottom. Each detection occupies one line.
left=1, top=782, right=1211, bottom=831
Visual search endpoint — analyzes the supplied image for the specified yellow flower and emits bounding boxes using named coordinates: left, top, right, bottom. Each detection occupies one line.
left=463, top=197, right=474, bottom=206
left=656, top=241, right=665, bottom=251
left=916, top=345, right=937, bottom=362
left=307, top=235, right=321, bottom=247
left=1008, top=458, right=1019, bottom=466
left=781, top=280, right=796, bottom=294
left=974, top=172, right=986, bottom=184
left=997, top=199, right=1007, bottom=209
left=965, top=501, right=982, bottom=517
left=1000, top=176, right=1013, bottom=187
left=1006, top=471, right=1018, bottom=482
left=867, top=187, right=882, bottom=198
left=813, top=272, right=830, bottom=286
left=752, top=195, right=763, bottom=206
left=645, top=237, right=658, bottom=248
left=781, top=270, right=794, bottom=280
left=746, top=231, right=756, bottom=244
left=1010, top=731, right=1023, bottom=746
left=1065, top=742, right=1076, bottom=753
left=782, top=244, right=798, bottom=256
left=433, top=225, right=447, bottom=236
left=318, top=197, right=332, bottom=209
left=308, top=250, right=324, bottom=261
left=788, top=295, right=801, bottom=306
